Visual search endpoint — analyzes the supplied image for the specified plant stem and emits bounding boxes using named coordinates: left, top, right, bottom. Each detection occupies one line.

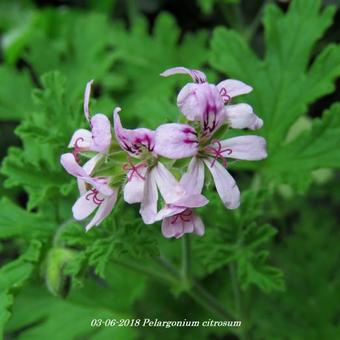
left=126, top=0, right=138, bottom=26
left=230, top=262, right=248, bottom=339
left=190, top=281, right=234, bottom=320
left=229, top=263, right=242, bottom=318
left=245, top=0, right=271, bottom=42
left=52, top=218, right=74, bottom=247
left=181, top=234, right=191, bottom=281
left=112, top=257, right=177, bottom=285
left=113, top=255, right=236, bottom=324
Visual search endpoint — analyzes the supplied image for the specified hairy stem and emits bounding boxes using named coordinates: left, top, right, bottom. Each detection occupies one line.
left=112, top=257, right=177, bottom=285
left=113, top=255, right=236, bottom=325
left=181, top=234, right=191, bottom=281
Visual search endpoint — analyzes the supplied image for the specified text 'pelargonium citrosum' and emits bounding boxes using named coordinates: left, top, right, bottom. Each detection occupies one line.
left=60, top=67, right=267, bottom=238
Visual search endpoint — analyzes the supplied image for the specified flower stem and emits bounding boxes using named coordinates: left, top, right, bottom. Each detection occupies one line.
left=229, top=262, right=242, bottom=318
left=112, top=257, right=178, bottom=285
left=113, top=255, right=236, bottom=324
left=181, top=234, right=191, bottom=281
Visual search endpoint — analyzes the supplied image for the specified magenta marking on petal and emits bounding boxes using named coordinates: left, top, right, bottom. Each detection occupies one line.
left=182, top=127, right=197, bottom=136
left=171, top=209, right=193, bottom=224
left=123, top=159, right=147, bottom=181
left=183, top=138, right=199, bottom=144
left=72, top=137, right=85, bottom=163
left=205, top=140, right=232, bottom=167
left=219, top=87, right=231, bottom=103
left=85, top=188, right=104, bottom=205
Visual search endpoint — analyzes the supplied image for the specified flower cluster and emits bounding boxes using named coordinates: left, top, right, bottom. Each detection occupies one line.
left=61, top=67, right=267, bottom=238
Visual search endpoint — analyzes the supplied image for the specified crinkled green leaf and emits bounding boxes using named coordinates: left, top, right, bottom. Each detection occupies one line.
left=266, top=103, right=340, bottom=189
left=0, top=240, right=41, bottom=291
left=210, top=0, right=340, bottom=190
left=0, top=197, right=54, bottom=240
left=0, top=66, right=34, bottom=121
left=0, top=293, right=12, bottom=336
left=1, top=71, right=81, bottom=209
left=112, top=13, right=209, bottom=127
left=5, top=284, right=136, bottom=340
left=0, top=240, right=41, bottom=337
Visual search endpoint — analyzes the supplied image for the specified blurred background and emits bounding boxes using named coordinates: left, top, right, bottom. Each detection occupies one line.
left=0, top=0, right=340, bottom=339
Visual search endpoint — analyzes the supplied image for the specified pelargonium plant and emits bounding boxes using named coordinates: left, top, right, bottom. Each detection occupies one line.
left=61, top=66, right=267, bottom=238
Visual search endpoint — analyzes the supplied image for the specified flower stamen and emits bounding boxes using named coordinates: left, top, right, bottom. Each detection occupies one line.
left=73, top=137, right=85, bottom=163
left=171, top=209, right=192, bottom=224
left=123, top=158, right=147, bottom=181
left=85, top=188, right=104, bottom=205
left=219, top=87, right=231, bottom=103
left=204, top=140, right=232, bottom=167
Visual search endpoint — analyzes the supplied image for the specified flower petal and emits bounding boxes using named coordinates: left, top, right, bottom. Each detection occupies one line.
left=85, top=190, right=118, bottom=231
left=153, top=162, right=186, bottom=204
left=192, top=212, right=205, bottom=236
left=220, top=136, right=267, bottom=160
left=180, top=157, right=205, bottom=193
left=224, top=104, right=263, bottom=130
left=60, top=153, right=88, bottom=178
left=161, top=209, right=203, bottom=238
left=156, top=205, right=185, bottom=221
left=160, top=67, right=207, bottom=83
left=154, top=123, right=199, bottom=159
left=203, top=158, right=240, bottom=209
left=78, top=154, right=103, bottom=195
left=172, top=194, right=208, bottom=208
left=68, top=129, right=92, bottom=149
left=177, top=83, right=225, bottom=136
left=91, top=114, right=112, bottom=153
left=84, top=80, right=94, bottom=122
left=113, top=107, right=155, bottom=156
left=72, top=190, right=99, bottom=220
left=60, top=153, right=113, bottom=196
left=217, top=79, right=252, bottom=99
left=140, top=169, right=158, bottom=224
left=123, top=167, right=147, bottom=204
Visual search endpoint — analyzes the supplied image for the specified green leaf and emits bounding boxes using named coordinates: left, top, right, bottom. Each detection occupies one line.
left=210, top=0, right=338, bottom=150
left=0, top=293, right=12, bottom=336
left=0, top=240, right=41, bottom=291
left=112, top=13, right=209, bottom=127
left=0, top=240, right=41, bottom=337
left=210, top=0, right=340, bottom=190
left=5, top=284, right=136, bottom=340
left=0, top=197, right=55, bottom=240
left=266, top=103, right=340, bottom=188
left=24, top=10, right=116, bottom=102
left=0, top=66, right=34, bottom=121
left=1, top=71, right=81, bottom=209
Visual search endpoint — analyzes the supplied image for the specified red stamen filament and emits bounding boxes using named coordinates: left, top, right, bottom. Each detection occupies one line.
left=73, top=137, right=85, bottom=163
left=219, top=88, right=231, bottom=103
left=171, top=209, right=193, bottom=224
left=204, top=140, right=232, bottom=168
left=85, top=188, right=104, bottom=205
left=123, top=158, right=147, bottom=182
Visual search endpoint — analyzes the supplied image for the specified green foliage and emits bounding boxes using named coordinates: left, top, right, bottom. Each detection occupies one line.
left=194, top=191, right=284, bottom=293
left=1, top=72, right=80, bottom=209
left=0, top=240, right=41, bottom=334
left=0, top=0, right=339, bottom=339
left=210, top=0, right=340, bottom=189
left=252, top=206, right=340, bottom=339
left=0, top=66, right=34, bottom=120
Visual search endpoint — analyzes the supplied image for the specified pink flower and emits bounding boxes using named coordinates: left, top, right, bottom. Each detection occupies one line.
left=203, top=136, right=267, bottom=209
left=156, top=158, right=208, bottom=238
left=157, top=67, right=267, bottom=209
left=113, top=108, right=194, bottom=224
left=60, top=153, right=118, bottom=231
left=69, top=80, right=111, bottom=159
left=161, top=66, right=262, bottom=133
